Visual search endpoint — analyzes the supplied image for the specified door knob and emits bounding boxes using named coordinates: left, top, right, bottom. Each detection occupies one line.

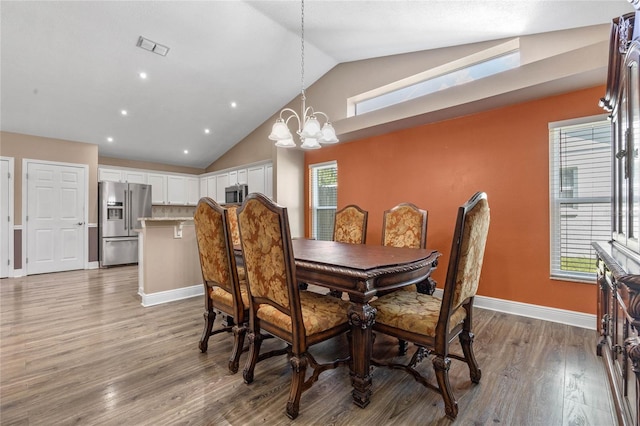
left=77, top=222, right=84, bottom=226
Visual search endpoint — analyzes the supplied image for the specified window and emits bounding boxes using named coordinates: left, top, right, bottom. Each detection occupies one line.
left=348, top=39, right=520, bottom=117
left=549, top=116, right=612, bottom=281
left=309, top=161, right=337, bottom=241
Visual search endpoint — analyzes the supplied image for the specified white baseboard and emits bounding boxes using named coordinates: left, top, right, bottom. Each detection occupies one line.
left=140, top=284, right=204, bottom=307
left=87, top=262, right=99, bottom=270
left=432, top=289, right=596, bottom=330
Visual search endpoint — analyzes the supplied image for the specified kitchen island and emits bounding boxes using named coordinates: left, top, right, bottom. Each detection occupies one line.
left=136, top=217, right=203, bottom=306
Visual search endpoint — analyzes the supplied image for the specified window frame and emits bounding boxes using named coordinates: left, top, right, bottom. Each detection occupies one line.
left=549, top=114, right=612, bottom=283
left=309, top=161, right=337, bottom=241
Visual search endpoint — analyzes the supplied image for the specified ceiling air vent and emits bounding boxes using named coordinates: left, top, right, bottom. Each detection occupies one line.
left=136, top=36, right=170, bottom=56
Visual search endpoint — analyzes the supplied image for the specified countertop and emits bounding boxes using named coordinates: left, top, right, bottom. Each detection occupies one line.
left=139, top=217, right=194, bottom=221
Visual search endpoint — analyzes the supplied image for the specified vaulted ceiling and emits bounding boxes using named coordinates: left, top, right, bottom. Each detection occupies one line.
left=1, top=1, right=635, bottom=168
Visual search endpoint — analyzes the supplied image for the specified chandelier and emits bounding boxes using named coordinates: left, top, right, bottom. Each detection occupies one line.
left=268, top=0, right=339, bottom=150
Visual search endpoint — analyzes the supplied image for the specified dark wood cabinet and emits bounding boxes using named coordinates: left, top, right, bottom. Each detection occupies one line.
left=596, top=8, right=640, bottom=426
left=594, top=243, right=640, bottom=426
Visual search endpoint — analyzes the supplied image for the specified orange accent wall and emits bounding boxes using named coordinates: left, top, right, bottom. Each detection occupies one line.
left=305, top=86, right=606, bottom=315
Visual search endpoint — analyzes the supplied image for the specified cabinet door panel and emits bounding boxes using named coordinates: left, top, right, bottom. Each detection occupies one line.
left=99, top=169, right=123, bottom=182
left=216, top=174, right=229, bottom=204
left=186, top=178, right=199, bottom=205
left=123, top=171, right=146, bottom=184
left=248, top=166, right=265, bottom=195
left=167, top=176, right=186, bottom=205
left=147, top=174, right=167, bottom=204
left=207, top=176, right=217, bottom=200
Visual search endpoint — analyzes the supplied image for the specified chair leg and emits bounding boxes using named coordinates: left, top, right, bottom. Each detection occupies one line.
left=243, top=331, right=263, bottom=384
left=398, top=339, right=408, bottom=356
left=459, top=331, right=482, bottom=383
left=199, top=309, right=216, bottom=353
left=286, top=354, right=309, bottom=420
left=433, top=355, right=458, bottom=420
left=228, top=324, right=246, bottom=374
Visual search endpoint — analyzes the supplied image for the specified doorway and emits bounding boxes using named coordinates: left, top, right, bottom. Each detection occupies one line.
left=0, top=157, right=14, bottom=278
left=24, top=160, right=87, bottom=275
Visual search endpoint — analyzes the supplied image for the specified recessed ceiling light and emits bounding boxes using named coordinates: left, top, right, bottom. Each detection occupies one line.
left=204, top=128, right=210, bottom=134
left=107, top=137, right=113, bottom=142
left=183, top=149, right=189, bottom=154
left=230, top=102, right=237, bottom=108
left=121, top=110, right=128, bottom=116
left=139, top=72, right=147, bottom=79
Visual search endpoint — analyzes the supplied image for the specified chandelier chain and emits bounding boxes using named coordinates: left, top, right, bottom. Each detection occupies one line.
left=300, top=0, right=305, bottom=97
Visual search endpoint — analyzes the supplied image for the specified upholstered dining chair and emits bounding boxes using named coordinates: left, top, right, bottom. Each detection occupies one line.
left=381, top=202, right=428, bottom=292
left=193, top=197, right=248, bottom=374
left=329, top=204, right=368, bottom=297
left=333, top=204, right=368, bottom=244
left=370, top=192, right=490, bottom=420
left=225, top=204, right=241, bottom=247
left=237, top=193, right=351, bottom=420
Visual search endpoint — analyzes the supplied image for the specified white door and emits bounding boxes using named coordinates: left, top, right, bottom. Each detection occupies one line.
left=0, top=158, right=11, bottom=278
left=27, top=162, right=86, bottom=274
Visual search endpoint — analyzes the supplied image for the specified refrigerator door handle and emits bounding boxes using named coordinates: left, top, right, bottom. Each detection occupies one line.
left=129, top=189, right=134, bottom=230
left=124, top=189, right=128, bottom=230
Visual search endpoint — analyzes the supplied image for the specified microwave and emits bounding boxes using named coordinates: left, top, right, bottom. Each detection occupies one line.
left=225, top=184, right=248, bottom=204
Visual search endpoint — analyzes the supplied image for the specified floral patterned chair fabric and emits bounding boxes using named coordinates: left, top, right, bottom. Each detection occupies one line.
left=226, top=204, right=241, bottom=247
left=193, top=197, right=247, bottom=373
left=333, top=204, right=368, bottom=244
left=371, top=192, right=490, bottom=420
left=382, top=203, right=427, bottom=249
left=238, top=193, right=351, bottom=420
left=381, top=202, right=428, bottom=293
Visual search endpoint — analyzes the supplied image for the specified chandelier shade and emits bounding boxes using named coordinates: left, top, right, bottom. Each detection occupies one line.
left=270, top=0, right=339, bottom=150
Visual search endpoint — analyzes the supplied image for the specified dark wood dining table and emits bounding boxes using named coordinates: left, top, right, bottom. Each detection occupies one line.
left=290, top=239, right=441, bottom=408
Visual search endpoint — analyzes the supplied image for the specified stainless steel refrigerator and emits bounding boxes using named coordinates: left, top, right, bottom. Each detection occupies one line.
left=98, top=181, right=152, bottom=267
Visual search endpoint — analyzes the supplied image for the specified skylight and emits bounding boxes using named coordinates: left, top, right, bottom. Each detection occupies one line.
left=348, top=39, right=521, bottom=117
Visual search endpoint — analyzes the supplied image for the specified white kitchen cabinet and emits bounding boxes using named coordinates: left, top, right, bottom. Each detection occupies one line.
left=167, top=175, right=186, bottom=205
left=147, top=173, right=167, bottom=204
left=237, top=168, right=248, bottom=185
left=200, top=177, right=208, bottom=199
left=248, top=165, right=265, bottom=195
left=216, top=173, right=229, bottom=204
left=229, top=170, right=238, bottom=186
left=186, top=177, right=199, bottom=205
left=98, top=168, right=125, bottom=182
left=123, top=170, right=147, bottom=184
left=207, top=176, right=217, bottom=200
left=98, top=168, right=147, bottom=183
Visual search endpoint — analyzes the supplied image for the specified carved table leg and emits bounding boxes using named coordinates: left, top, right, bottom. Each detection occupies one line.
left=348, top=303, right=376, bottom=408
left=416, top=262, right=438, bottom=295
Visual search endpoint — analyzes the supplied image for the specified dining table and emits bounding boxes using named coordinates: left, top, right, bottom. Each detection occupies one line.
left=289, top=239, right=441, bottom=408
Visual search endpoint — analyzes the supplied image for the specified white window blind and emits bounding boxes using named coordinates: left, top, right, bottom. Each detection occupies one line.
left=309, top=162, right=337, bottom=241
left=549, top=117, right=611, bottom=281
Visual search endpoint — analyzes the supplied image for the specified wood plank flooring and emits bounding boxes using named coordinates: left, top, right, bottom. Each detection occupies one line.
left=0, top=266, right=615, bottom=425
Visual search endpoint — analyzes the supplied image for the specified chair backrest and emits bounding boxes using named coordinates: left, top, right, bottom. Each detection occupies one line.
left=193, top=197, right=244, bottom=319
left=438, top=192, right=490, bottom=335
left=237, top=193, right=304, bottom=346
left=381, top=202, right=428, bottom=249
left=333, top=204, right=368, bottom=244
left=226, top=204, right=241, bottom=247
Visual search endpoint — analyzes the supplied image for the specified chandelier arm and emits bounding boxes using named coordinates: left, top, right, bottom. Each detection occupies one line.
left=312, top=111, right=330, bottom=123
left=279, top=108, right=300, bottom=122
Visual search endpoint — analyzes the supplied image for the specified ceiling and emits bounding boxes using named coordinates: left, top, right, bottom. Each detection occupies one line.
left=1, top=1, right=635, bottom=169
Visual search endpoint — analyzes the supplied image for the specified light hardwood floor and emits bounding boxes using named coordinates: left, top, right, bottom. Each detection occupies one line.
left=1, top=266, right=615, bottom=425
